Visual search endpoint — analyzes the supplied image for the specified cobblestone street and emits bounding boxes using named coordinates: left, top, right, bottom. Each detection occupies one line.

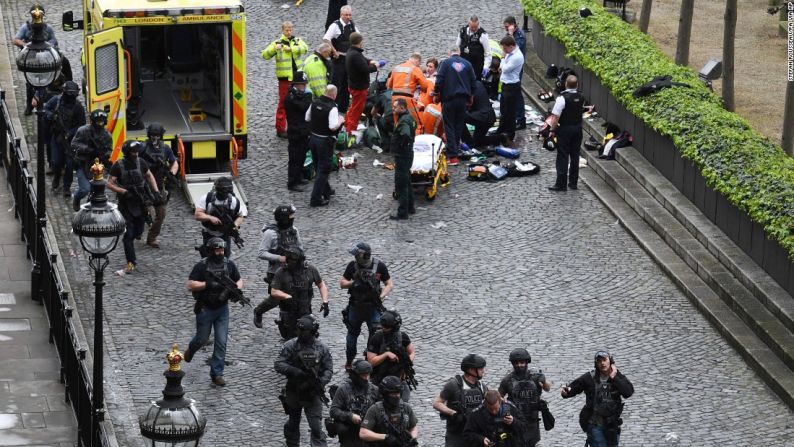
left=2, top=0, right=794, bottom=445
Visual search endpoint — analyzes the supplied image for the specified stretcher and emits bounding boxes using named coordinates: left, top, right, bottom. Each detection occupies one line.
left=409, top=134, right=450, bottom=201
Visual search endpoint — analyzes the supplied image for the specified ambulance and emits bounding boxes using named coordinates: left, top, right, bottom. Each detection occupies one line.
left=62, top=0, right=248, bottom=207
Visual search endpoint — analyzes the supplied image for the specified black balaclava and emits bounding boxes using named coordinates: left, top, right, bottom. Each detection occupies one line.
left=208, top=250, right=224, bottom=263
left=355, top=252, right=372, bottom=269
left=350, top=372, right=368, bottom=388
left=383, top=394, right=400, bottom=411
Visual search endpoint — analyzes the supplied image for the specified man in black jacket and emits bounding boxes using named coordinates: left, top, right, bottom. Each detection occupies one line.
left=461, top=80, right=508, bottom=149
left=306, top=85, right=343, bottom=207
left=344, top=32, right=383, bottom=147
left=561, top=351, right=634, bottom=447
left=44, top=80, right=84, bottom=196
left=284, top=71, right=313, bottom=191
left=463, top=389, right=526, bottom=447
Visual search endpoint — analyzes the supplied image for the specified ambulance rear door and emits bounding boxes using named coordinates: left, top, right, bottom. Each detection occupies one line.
left=85, top=26, right=127, bottom=161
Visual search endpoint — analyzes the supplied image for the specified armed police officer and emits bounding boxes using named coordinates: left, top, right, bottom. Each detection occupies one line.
left=106, top=140, right=162, bottom=274
left=71, top=109, right=112, bottom=211
left=194, top=177, right=247, bottom=257
left=271, top=247, right=330, bottom=340
left=390, top=98, right=416, bottom=221
left=254, top=204, right=305, bottom=328
left=499, top=349, right=553, bottom=447
left=184, top=237, right=244, bottom=387
left=44, top=80, right=84, bottom=197
left=341, top=242, right=393, bottom=370
left=464, top=389, right=527, bottom=447
left=139, top=123, right=178, bottom=249
left=433, top=354, right=489, bottom=446
left=561, top=351, right=634, bottom=447
left=366, top=310, right=416, bottom=401
left=284, top=71, right=313, bottom=192
left=359, top=375, right=419, bottom=446
left=274, top=315, right=333, bottom=447
left=329, top=359, right=380, bottom=446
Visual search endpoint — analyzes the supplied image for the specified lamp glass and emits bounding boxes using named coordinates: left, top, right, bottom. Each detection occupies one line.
left=71, top=203, right=125, bottom=257
left=17, top=46, right=61, bottom=87
left=140, top=399, right=204, bottom=446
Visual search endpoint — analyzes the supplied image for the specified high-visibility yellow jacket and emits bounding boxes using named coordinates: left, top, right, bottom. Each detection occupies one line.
left=303, top=52, right=330, bottom=98
left=261, top=34, right=309, bottom=81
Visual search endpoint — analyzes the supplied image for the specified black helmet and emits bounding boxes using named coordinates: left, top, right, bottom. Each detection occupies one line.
left=213, top=177, right=233, bottom=199
left=296, top=314, right=319, bottom=333
left=146, top=122, right=166, bottom=138
left=349, top=242, right=372, bottom=256
left=121, top=140, right=143, bottom=157
left=90, top=109, right=107, bottom=126
left=62, top=80, right=79, bottom=97
left=293, top=71, right=308, bottom=84
left=283, top=245, right=305, bottom=262
left=206, top=237, right=226, bottom=250
left=509, top=348, right=531, bottom=364
left=460, top=354, right=487, bottom=372
left=380, top=310, right=401, bottom=330
left=274, top=204, right=297, bottom=224
left=351, top=359, right=373, bottom=375
left=380, top=375, right=403, bottom=395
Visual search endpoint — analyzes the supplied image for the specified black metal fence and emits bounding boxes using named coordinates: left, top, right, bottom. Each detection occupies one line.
left=0, top=89, right=110, bottom=447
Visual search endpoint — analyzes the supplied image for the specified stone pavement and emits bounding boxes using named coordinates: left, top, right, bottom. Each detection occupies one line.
left=0, top=166, right=77, bottom=446
left=2, top=0, right=794, bottom=445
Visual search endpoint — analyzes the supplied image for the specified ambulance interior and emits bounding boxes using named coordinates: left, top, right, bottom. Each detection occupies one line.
left=124, top=24, right=229, bottom=142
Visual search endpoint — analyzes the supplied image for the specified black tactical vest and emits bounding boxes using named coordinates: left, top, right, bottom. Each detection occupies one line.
left=459, top=26, right=485, bottom=63
left=349, top=258, right=381, bottom=304
left=511, top=372, right=542, bottom=419
left=592, top=372, right=621, bottom=418
left=120, top=158, right=145, bottom=189
left=200, top=258, right=229, bottom=308
left=455, top=375, right=486, bottom=414
left=310, top=96, right=336, bottom=137
left=559, top=91, right=584, bottom=126
left=331, top=20, right=356, bottom=54
left=279, top=264, right=314, bottom=316
left=201, top=191, right=239, bottom=231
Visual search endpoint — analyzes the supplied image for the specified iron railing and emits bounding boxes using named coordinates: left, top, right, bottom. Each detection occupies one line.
left=0, top=89, right=111, bottom=447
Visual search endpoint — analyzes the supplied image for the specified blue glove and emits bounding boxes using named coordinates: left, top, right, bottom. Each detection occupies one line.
left=378, top=59, right=387, bottom=68
left=482, top=68, right=489, bottom=78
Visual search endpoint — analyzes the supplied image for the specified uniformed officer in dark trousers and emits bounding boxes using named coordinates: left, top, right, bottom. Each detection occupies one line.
left=106, top=140, right=162, bottom=274
left=456, top=15, right=491, bottom=81
left=270, top=247, right=330, bottom=340
left=329, top=359, right=380, bottom=447
left=323, top=5, right=357, bottom=113
left=432, top=354, right=488, bottom=447
left=139, top=122, right=178, bottom=248
left=254, top=204, right=305, bottom=328
left=44, top=80, right=84, bottom=196
left=340, top=242, right=394, bottom=370
left=284, top=71, right=313, bottom=191
left=366, top=310, right=416, bottom=402
left=183, top=237, right=244, bottom=386
left=306, top=85, right=343, bottom=207
left=463, top=389, right=526, bottom=447
left=499, top=349, right=553, bottom=447
left=359, top=376, right=419, bottom=446
left=390, top=98, right=416, bottom=220
left=561, top=351, right=634, bottom=447
left=545, top=74, right=585, bottom=191
left=71, top=110, right=112, bottom=211
left=194, top=177, right=248, bottom=257
left=274, top=315, right=333, bottom=447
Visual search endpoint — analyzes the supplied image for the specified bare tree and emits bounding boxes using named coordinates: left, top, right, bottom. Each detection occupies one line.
left=722, top=0, right=737, bottom=110
left=675, top=0, right=695, bottom=66
left=639, top=0, right=653, bottom=33
left=783, top=80, right=794, bottom=156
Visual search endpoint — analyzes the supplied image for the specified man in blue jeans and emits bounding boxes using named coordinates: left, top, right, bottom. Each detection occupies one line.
left=70, top=110, right=112, bottom=211
left=184, top=238, right=244, bottom=386
left=433, top=47, right=477, bottom=166
left=561, top=351, right=634, bottom=447
left=339, top=242, right=393, bottom=370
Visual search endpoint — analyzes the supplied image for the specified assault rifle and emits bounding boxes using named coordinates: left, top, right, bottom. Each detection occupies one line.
left=384, top=414, right=419, bottom=447
left=48, top=109, right=73, bottom=154
left=305, top=368, right=330, bottom=406
left=126, top=185, right=156, bottom=224
left=205, top=269, right=250, bottom=307
left=217, top=212, right=244, bottom=249
left=388, top=342, right=418, bottom=390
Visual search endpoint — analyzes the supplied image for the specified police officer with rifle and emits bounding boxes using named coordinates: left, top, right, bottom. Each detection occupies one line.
left=560, top=351, right=633, bottom=447
left=359, top=375, right=419, bottom=446
left=253, top=204, right=305, bottom=328
left=498, top=349, right=553, bottom=447
left=183, top=237, right=244, bottom=387
left=106, top=140, right=162, bottom=274
left=340, top=242, right=393, bottom=370
left=366, top=310, right=416, bottom=401
left=433, top=354, right=489, bottom=446
left=274, top=315, right=333, bottom=447
left=139, top=122, right=178, bottom=249
left=71, top=109, right=112, bottom=211
left=329, top=359, right=380, bottom=446
left=270, top=247, right=330, bottom=340
left=464, top=389, right=526, bottom=447
left=194, top=176, right=247, bottom=258
left=43, top=80, right=83, bottom=196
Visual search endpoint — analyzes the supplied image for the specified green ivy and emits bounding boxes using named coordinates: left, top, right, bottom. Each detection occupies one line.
left=523, top=0, right=794, bottom=257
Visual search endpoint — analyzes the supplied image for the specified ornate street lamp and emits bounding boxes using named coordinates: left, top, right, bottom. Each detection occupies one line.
left=15, top=8, right=62, bottom=305
left=140, top=344, right=207, bottom=446
left=71, top=160, right=126, bottom=445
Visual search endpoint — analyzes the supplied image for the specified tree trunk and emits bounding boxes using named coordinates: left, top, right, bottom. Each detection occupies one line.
left=675, top=0, right=696, bottom=66
left=783, top=79, right=794, bottom=156
left=722, top=0, right=737, bottom=111
left=639, top=0, right=653, bottom=33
